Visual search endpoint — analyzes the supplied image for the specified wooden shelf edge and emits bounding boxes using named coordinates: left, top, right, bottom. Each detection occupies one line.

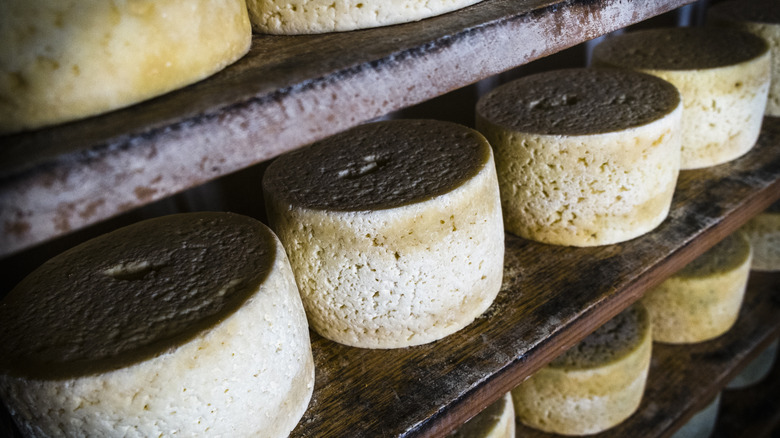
left=0, top=0, right=695, bottom=258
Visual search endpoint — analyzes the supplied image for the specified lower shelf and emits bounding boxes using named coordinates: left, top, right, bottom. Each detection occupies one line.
left=514, top=271, right=780, bottom=438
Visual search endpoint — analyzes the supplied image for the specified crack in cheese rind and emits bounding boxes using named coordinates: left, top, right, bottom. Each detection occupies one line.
left=476, top=68, right=682, bottom=247
left=263, top=119, right=504, bottom=348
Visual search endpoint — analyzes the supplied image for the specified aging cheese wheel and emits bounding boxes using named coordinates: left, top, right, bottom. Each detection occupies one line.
left=476, top=68, right=682, bottom=247
left=246, top=0, right=484, bottom=34
left=0, top=213, right=314, bottom=437
left=511, top=303, right=652, bottom=435
left=263, top=119, right=505, bottom=349
left=642, top=231, right=752, bottom=344
left=0, top=0, right=252, bottom=134
left=592, top=27, right=770, bottom=169
left=740, top=200, right=780, bottom=272
left=708, top=0, right=780, bottom=116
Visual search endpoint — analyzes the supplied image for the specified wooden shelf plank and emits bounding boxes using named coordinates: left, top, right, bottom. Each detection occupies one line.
left=288, top=118, right=780, bottom=437
left=515, top=271, right=780, bottom=438
left=0, top=0, right=695, bottom=258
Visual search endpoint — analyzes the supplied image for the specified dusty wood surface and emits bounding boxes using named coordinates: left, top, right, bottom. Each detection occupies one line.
left=286, top=119, right=780, bottom=437
left=515, top=271, right=780, bottom=438
left=0, top=0, right=695, bottom=258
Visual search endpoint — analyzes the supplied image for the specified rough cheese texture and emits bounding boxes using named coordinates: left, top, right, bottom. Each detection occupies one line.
left=511, top=303, right=652, bottom=435
left=263, top=119, right=505, bottom=349
left=708, top=0, right=780, bottom=116
left=592, top=27, right=771, bottom=169
left=0, top=213, right=314, bottom=437
left=0, top=0, right=251, bottom=134
left=642, top=231, right=752, bottom=344
left=739, top=200, right=780, bottom=271
left=449, top=392, right=515, bottom=438
left=475, top=68, right=682, bottom=247
left=246, top=0, right=483, bottom=34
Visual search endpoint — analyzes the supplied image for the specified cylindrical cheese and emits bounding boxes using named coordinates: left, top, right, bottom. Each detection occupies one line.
left=0, top=0, right=251, bottom=134
left=476, top=68, right=682, bottom=247
left=740, top=200, right=780, bottom=272
left=0, top=213, right=314, bottom=437
left=511, top=303, right=652, bottom=435
left=708, top=0, right=780, bottom=117
left=263, top=119, right=505, bottom=349
left=642, top=231, right=752, bottom=344
left=246, top=0, right=483, bottom=34
left=449, top=392, right=515, bottom=438
left=592, top=27, right=771, bottom=169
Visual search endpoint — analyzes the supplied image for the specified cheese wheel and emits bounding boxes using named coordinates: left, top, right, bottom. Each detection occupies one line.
left=642, top=231, right=752, bottom=344
left=592, top=27, right=771, bottom=169
left=708, top=0, right=780, bottom=117
left=475, top=68, right=682, bottom=247
left=263, top=119, right=505, bottom=349
left=0, top=0, right=251, bottom=134
left=449, top=392, right=515, bottom=438
left=246, top=0, right=483, bottom=34
left=511, top=303, right=652, bottom=435
left=740, top=200, right=780, bottom=271
left=0, top=213, right=314, bottom=437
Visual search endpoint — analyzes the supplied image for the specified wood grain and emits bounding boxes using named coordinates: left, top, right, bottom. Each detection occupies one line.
left=0, top=0, right=696, bottom=258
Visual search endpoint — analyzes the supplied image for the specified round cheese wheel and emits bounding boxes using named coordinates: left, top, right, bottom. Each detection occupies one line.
left=450, top=392, right=515, bottom=438
left=0, top=212, right=314, bottom=437
left=245, top=0, right=483, bottom=34
left=475, top=68, right=682, bottom=247
left=263, top=119, right=505, bottom=349
left=642, top=231, right=752, bottom=344
left=708, top=0, right=780, bottom=117
left=740, top=200, right=780, bottom=272
left=592, top=27, right=770, bottom=169
left=511, top=303, right=652, bottom=435
left=0, top=0, right=252, bottom=134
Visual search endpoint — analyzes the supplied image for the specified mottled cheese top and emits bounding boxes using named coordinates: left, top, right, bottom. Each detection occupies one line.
left=676, top=231, right=752, bottom=278
left=708, top=0, right=780, bottom=24
left=475, top=68, right=680, bottom=136
left=550, top=303, right=649, bottom=370
left=592, top=27, right=770, bottom=71
left=0, top=212, right=275, bottom=379
left=263, top=119, right=491, bottom=211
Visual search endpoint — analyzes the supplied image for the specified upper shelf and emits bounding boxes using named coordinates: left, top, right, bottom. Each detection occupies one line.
left=0, top=0, right=695, bottom=258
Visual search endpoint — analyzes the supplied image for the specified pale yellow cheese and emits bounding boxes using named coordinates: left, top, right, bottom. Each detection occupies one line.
left=592, top=27, right=771, bottom=169
left=0, top=0, right=251, bottom=134
left=511, top=303, right=652, bottom=435
left=246, top=0, right=484, bottom=34
left=263, top=119, right=505, bottom=349
left=642, top=231, right=752, bottom=344
left=0, top=213, right=314, bottom=437
left=476, top=68, right=682, bottom=247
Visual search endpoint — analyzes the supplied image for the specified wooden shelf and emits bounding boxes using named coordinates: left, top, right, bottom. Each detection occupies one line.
left=515, top=271, right=780, bottom=438
left=0, top=0, right=695, bottom=258
left=285, top=117, right=780, bottom=437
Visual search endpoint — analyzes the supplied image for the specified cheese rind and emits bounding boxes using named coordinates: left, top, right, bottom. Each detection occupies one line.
left=592, top=27, right=771, bottom=169
left=476, top=68, right=682, bottom=247
left=641, top=231, right=752, bottom=344
left=246, top=0, right=483, bottom=34
left=511, top=303, right=652, bottom=435
left=263, top=119, right=505, bottom=349
left=0, top=0, right=251, bottom=134
left=0, top=213, right=314, bottom=437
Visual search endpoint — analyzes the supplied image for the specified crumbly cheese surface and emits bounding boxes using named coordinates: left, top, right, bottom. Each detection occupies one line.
left=450, top=392, right=515, bottom=438
left=264, top=119, right=505, bottom=348
left=0, top=213, right=314, bottom=437
left=0, top=0, right=251, bottom=134
left=708, top=0, right=780, bottom=116
left=642, top=231, right=752, bottom=344
left=511, top=303, right=652, bottom=435
left=246, top=0, right=483, bottom=34
left=592, top=27, right=771, bottom=169
left=476, top=68, right=682, bottom=247
left=740, top=203, right=780, bottom=271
